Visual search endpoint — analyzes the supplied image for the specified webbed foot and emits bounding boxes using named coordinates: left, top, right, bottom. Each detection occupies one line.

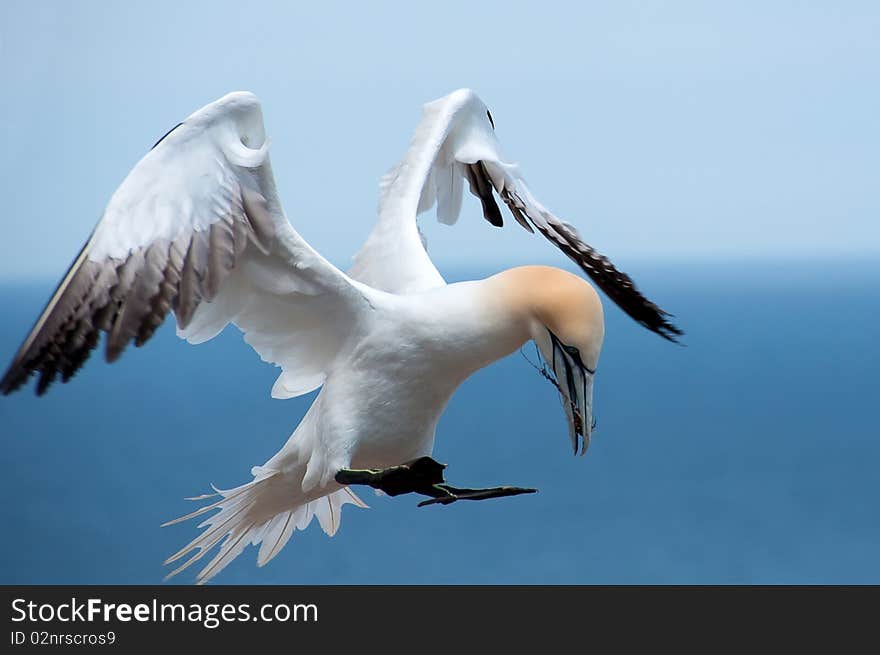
left=416, top=484, right=537, bottom=507
left=335, top=457, right=537, bottom=507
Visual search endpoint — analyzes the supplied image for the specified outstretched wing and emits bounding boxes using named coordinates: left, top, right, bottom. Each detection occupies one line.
left=1, top=92, right=371, bottom=397
left=349, top=88, right=682, bottom=341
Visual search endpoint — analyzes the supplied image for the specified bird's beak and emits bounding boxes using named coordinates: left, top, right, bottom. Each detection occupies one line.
left=554, top=348, right=593, bottom=455
left=543, top=331, right=595, bottom=456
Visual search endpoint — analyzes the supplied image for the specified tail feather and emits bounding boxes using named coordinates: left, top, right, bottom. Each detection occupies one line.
left=163, top=468, right=367, bottom=584
left=161, top=482, right=253, bottom=527
left=256, top=510, right=295, bottom=567
left=195, top=522, right=258, bottom=585
left=167, top=501, right=254, bottom=565
left=314, top=487, right=369, bottom=537
left=164, top=523, right=237, bottom=580
left=255, top=503, right=314, bottom=568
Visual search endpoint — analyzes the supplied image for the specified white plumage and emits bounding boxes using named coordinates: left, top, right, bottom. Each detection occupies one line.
left=2, top=89, right=678, bottom=583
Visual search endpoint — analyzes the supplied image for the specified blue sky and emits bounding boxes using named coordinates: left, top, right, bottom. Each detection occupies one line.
left=1, top=1, right=877, bottom=280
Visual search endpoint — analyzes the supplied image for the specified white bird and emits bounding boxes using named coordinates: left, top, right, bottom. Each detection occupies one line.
left=1, top=89, right=680, bottom=583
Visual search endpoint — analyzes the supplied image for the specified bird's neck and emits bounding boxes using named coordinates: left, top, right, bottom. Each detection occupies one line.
left=396, top=266, right=583, bottom=387
left=427, top=268, right=558, bottom=374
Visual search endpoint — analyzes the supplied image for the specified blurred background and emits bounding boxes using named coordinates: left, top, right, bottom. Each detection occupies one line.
left=0, top=1, right=877, bottom=583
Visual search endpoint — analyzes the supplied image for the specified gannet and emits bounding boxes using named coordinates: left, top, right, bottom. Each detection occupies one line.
left=1, top=89, right=680, bottom=583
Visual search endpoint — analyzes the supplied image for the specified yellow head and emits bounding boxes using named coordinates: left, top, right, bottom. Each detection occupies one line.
left=490, top=266, right=605, bottom=454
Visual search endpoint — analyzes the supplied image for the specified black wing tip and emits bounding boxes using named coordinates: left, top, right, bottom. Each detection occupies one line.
left=545, top=225, right=686, bottom=344
left=485, top=206, right=504, bottom=227
left=642, top=307, right=684, bottom=343
left=2, top=334, right=111, bottom=398
left=0, top=381, right=19, bottom=396
left=615, top=296, right=684, bottom=343
left=651, top=320, right=685, bottom=344
left=0, top=363, right=58, bottom=397
left=470, top=166, right=686, bottom=344
left=466, top=162, right=504, bottom=227
left=0, top=359, right=30, bottom=396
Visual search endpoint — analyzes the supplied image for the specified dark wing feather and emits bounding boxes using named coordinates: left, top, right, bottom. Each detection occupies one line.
left=0, top=195, right=273, bottom=396
left=464, top=162, right=504, bottom=227
left=496, top=181, right=683, bottom=342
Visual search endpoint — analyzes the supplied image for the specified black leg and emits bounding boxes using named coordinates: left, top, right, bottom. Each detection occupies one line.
left=334, top=456, right=447, bottom=496
left=335, top=457, right=537, bottom=507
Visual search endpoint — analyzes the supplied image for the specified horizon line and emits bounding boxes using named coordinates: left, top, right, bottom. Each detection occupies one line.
left=1, top=252, right=878, bottom=287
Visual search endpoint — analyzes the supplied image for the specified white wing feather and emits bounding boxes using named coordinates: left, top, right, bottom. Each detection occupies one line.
left=349, top=88, right=682, bottom=340
left=1, top=92, right=372, bottom=396
left=349, top=88, right=522, bottom=294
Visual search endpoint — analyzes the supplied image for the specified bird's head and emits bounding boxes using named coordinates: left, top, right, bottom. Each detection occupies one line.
left=492, top=266, right=604, bottom=455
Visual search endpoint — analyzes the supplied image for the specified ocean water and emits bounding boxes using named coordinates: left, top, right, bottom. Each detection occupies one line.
left=0, top=260, right=877, bottom=584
